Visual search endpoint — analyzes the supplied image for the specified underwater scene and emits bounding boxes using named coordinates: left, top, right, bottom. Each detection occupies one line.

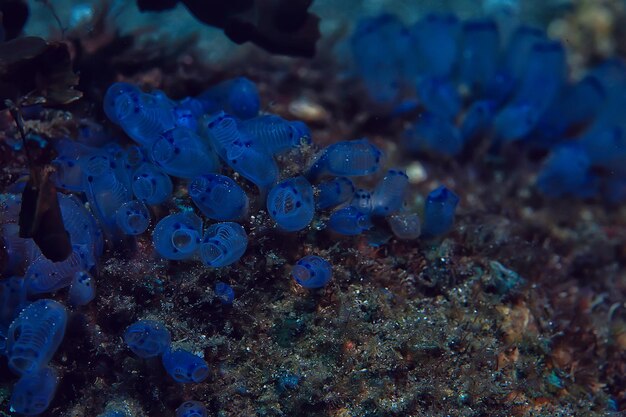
left=0, top=0, right=625, bottom=416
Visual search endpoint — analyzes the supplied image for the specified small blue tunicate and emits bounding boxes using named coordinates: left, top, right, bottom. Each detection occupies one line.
left=68, top=271, right=96, bottom=306
left=240, top=115, right=312, bottom=155
left=202, top=111, right=243, bottom=160
left=503, top=26, right=545, bottom=84
left=176, top=401, right=208, bottom=417
left=132, top=163, right=174, bottom=205
left=496, top=41, right=566, bottom=141
left=115, top=200, right=151, bottom=235
left=460, top=100, right=497, bottom=142
left=151, top=127, right=219, bottom=179
left=351, top=14, right=410, bottom=104
left=387, top=212, right=421, bottom=240
left=162, top=348, right=210, bottom=383
left=26, top=250, right=88, bottom=294
left=6, top=299, right=67, bottom=375
left=173, top=105, right=198, bottom=131
left=214, top=282, right=234, bottom=305
left=202, top=112, right=279, bottom=191
left=371, top=169, right=409, bottom=216
left=404, top=112, right=463, bottom=156
left=536, top=143, right=597, bottom=198
left=534, top=76, right=605, bottom=147
left=350, top=188, right=372, bottom=214
left=267, top=176, right=315, bottom=231
left=82, top=154, right=133, bottom=230
left=307, top=139, right=383, bottom=180
left=10, top=366, right=59, bottom=416
left=58, top=193, right=103, bottom=257
left=51, top=155, right=84, bottom=192
left=315, top=177, right=355, bottom=210
left=199, top=222, right=248, bottom=267
left=103, top=82, right=142, bottom=125
left=328, top=206, right=372, bottom=236
left=189, top=174, right=249, bottom=221
left=113, top=90, right=177, bottom=147
left=197, top=77, right=260, bottom=119
left=421, top=186, right=459, bottom=237
left=291, top=255, right=332, bottom=289
left=410, top=13, right=460, bottom=78
left=124, top=319, right=171, bottom=359
left=416, top=76, right=461, bottom=120
left=152, top=212, right=203, bottom=260
left=459, top=19, right=499, bottom=94
left=226, top=144, right=279, bottom=192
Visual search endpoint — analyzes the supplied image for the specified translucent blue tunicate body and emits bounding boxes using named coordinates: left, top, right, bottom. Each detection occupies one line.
left=536, top=144, right=597, bottom=198
left=421, top=186, right=460, bottom=237
left=315, top=177, right=355, bottom=210
left=387, top=212, right=421, bottom=240
left=58, top=193, right=103, bottom=258
left=202, top=112, right=244, bottom=160
left=459, top=19, right=499, bottom=95
left=124, top=319, right=171, bottom=359
left=351, top=14, right=409, bottom=104
left=291, top=255, right=332, bottom=289
left=173, top=104, right=198, bottom=131
left=224, top=142, right=278, bottom=193
left=495, top=40, right=566, bottom=141
left=82, top=154, right=133, bottom=230
left=328, top=206, right=372, bottom=236
left=68, top=271, right=96, bottom=306
left=103, top=82, right=142, bottom=125
left=460, top=100, right=497, bottom=142
left=215, top=282, right=234, bottom=305
left=10, top=366, right=59, bottom=416
left=151, top=127, right=219, bottom=179
left=534, top=76, right=605, bottom=147
left=267, top=176, right=315, bottom=231
left=115, top=200, right=151, bottom=235
left=350, top=189, right=372, bottom=214
left=200, top=222, right=248, bottom=268
left=503, top=26, right=545, bottom=86
left=371, top=169, right=409, bottom=216
left=416, top=76, right=461, bottom=120
left=162, top=348, right=210, bottom=383
left=202, top=112, right=279, bottom=192
left=6, top=299, right=67, bottom=375
left=110, top=88, right=177, bottom=147
left=197, top=77, right=260, bottom=119
left=176, top=400, right=208, bottom=417
left=26, top=250, right=88, bottom=295
left=132, top=163, right=173, bottom=205
left=52, top=155, right=84, bottom=192
left=153, top=212, right=203, bottom=260
left=240, top=115, right=312, bottom=155
left=410, top=13, right=460, bottom=78
left=404, top=112, right=463, bottom=156
left=307, top=139, right=383, bottom=180
left=189, top=174, right=249, bottom=221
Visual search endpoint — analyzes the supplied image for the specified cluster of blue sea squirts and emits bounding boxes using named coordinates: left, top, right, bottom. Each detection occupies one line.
left=352, top=12, right=626, bottom=201
left=0, top=74, right=458, bottom=415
